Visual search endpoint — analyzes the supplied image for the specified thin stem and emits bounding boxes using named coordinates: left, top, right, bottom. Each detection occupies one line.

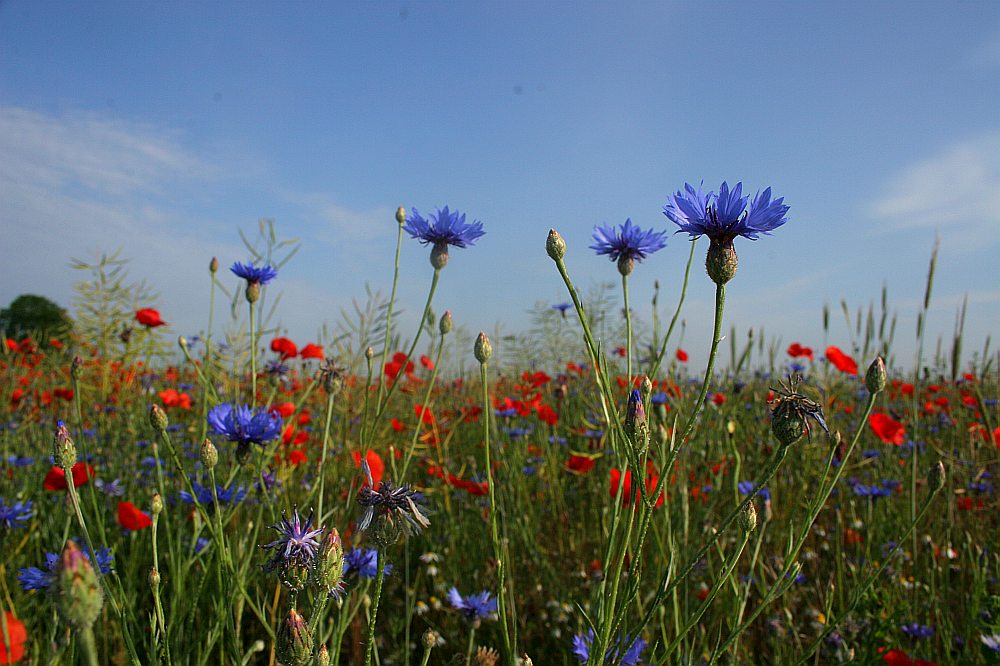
left=249, top=302, right=257, bottom=403
left=623, top=272, right=632, bottom=386
left=363, top=550, right=387, bottom=666
left=376, top=221, right=406, bottom=409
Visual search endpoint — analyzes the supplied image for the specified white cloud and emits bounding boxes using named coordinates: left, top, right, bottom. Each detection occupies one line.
left=868, top=132, right=1000, bottom=251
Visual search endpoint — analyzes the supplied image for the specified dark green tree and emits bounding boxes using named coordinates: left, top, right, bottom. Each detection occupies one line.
left=1, top=294, right=73, bottom=341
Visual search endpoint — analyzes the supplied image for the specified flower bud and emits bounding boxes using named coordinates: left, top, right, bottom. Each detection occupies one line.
left=150, top=404, right=168, bottom=433
left=928, top=461, right=945, bottom=493
left=624, top=389, right=648, bottom=451
left=422, top=629, right=439, bottom=650
left=209, top=256, right=219, bottom=274
left=149, top=566, right=161, bottom=590
left=739, top=500, right=758, bottom=534
left=178, top=335, right=188, bottom=351
left=546, top=229, right=566, bottom=261
left=430, top=242, right=449, bottom=270
left=151, top=493, right=163, bottom=516
left=365, top=346, right=375, bottom=361
left=439, top=310, right=453, bottom=336
left=706, top=238, right=738, bottom=285
left=276, top=608, right=313, bottom=666
left=71, top=355, right=83, bottom=381
left=53, top=420, right=77, bottom=470
left=55, top=541, right=103, bottom=631
left=201, top=438, right=218, bottom=470
left=395, top=206, right=407, bottom=226
left=312, top=528, right=345, bottom=598
left=474, top=332, right=492, bottom=365
left=865, top=356, right=886, bottom=394
left=640, top=376, right=652, bottom=401
left=317, top=644, right=330, bottom=666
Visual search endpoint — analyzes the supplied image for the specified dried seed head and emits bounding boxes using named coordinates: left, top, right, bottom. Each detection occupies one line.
left=740, top=501, right=758, bottom=534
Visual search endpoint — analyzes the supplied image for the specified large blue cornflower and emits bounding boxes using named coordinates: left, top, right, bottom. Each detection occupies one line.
left=664, top=181, right=789, bottom=243
left=230, top=261, right=278, bottom=286
left=664, top=181, right=789, bottom=284
left=571, top=630, right=647, bottom=665
left=590, top=218, right=667, bottom=275
left=448, top=587, right=497, bottom=622
left=262, top=508, right=324, bottom=573
left=403, top=206, right=484, bottom=269
left=179, top=480, right=248, bottom=506
left=0, top=497, right=33, bottom=530
left=207, top=403, right=282, bottom=461
left=18, top=543, right=114, bottom=591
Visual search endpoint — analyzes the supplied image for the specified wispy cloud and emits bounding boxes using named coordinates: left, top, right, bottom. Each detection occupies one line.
left=867, top=132, right=1000, bottom=252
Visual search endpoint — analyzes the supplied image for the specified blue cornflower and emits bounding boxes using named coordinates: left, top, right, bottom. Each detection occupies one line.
left=179, top=480, right=248, bottom=506
left=0, top=497, right=33, bottom=529
left=230, top=261, right=278, bottom=285
left=981, top=633, right=1000, bottom=652
left=664, top=181, right=789, bottom=243
left=901, top=623, right=934, bottom=639
left=207, top=403, right=282, bottom=461
left=262, top=508, right=324, bottom=573
left=571, top=629, right=647, bottom=665
left=551, top=303, right=572, bottom=316
left=664, top=181, right=789, bottom=284
left=590, top=218, right=667, bottom=275
left=356, top=460, right=430, bottom=538
left=6, top=455, right=34, bottom=467
left=738, top=480, right=771, bottom=502
left=18, top=543, right=114, bottom=591
left=95, top=478, right=125, bottom=497
left=343, top=548, right=392, bottom=579
left=448, top=587, right=497, bottom=622
left=404, top=206, right=484, bottom=269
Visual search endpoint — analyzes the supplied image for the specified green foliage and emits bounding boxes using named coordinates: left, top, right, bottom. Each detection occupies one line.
left=1, top=293, right=73, bottom=341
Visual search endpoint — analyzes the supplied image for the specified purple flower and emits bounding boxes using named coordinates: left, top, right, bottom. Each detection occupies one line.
left=230, top=261, right=278, bottom=285
left=901, top=622, right=934, bottom=639
left=404, top=206, right=485, bottom=249
left=343, top=548, right=392, bottom=579
left=591, top=218, right=667, bottom=263
left=571, top=630, right=646, bottom=665
left=664, top=181, right=789, bottom=243
left=981, top=633, right=1000, bottom=652
left=207, top=404, right=283, bottom=449
left=448, top=587, right=497, bottom=622
left=262, top=508, right=324, bottom=573
left=0, top=497, right=33, bottom=530
left=18, top=543, right=114, bottom=591
left=738, top=480, right=771, bottom=502
left=179, top=480, right=247, bottom=506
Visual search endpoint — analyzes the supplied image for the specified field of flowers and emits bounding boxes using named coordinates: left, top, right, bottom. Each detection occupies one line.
left=1, top=185, right=998, bottom=666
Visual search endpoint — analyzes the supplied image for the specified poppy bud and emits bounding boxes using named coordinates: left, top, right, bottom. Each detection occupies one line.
left=706, top=238, right=738, bottom=285
left=150, top=405, right=169, bottom=434
left=439, top=310, right=453, bottom=336
left=865, top=356, right=886, bottom=394
left=53, top=420, right=77, bottom=470
left=474, top=332, right=492, bottom=365
left=276, top=608, right=313, bottom=666
left=927, top=461, right=945, bottom=493
left=546, top=229, right=566, bottom=261
left=739, top=500, right=758, bottom=534
left=430, top=242, right=449, bottom=270
left=395, top=206, right=406, bottom=226
left=209, top=256, right=219, bottom=274
left=55, top=541, right=103, bottom=631
left=151, top=493, right=163, bottom=516
left=201, top=439, right=218, bottom=470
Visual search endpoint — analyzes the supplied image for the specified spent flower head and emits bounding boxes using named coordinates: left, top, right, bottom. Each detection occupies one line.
left=356, top=460, right=430, bottom=545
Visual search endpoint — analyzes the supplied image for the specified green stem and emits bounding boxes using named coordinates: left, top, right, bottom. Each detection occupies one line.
left=313, top=390, right=337, bottom=521
left=249, top=302, right=257, bottom=403
left=363, top=550, right=387, bottom=666
left=623, top=272, right=632, bottom=386
left=79, top=626, right=100, bottom=666
left=376, top=221, right=406, bottom=410
left=400, top=332, right=446, bottom=479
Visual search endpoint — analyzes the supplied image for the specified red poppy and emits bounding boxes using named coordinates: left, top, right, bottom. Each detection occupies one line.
left=614, top=347, right=626, bottom=357
left=869, top=413, right=905, bottom=445
left=711, top=393, right=726, bottom=406
left=446, top=474, right=488, bottom=496
left=877, top=647, right=937, bottom=666
left=158, top=388, right=191, bottom=410
left=414, top=404, right=435, bottom=425
left=536, top=403, right=559, bottom=426
left=351, top=450, right=384, bottom=487
left=53, top=388, right=74, bottom=402
left=610, top=464, right=664, bottom=507
left=786, top=343, right=814, bottom=360
left=117, top=501, right=152, bottom=531
left=676, top=348, right=688, bottom=362
left=272, top=402, right=296, bottom=419
left=3, top=339, right=15, bottom=352
left=390, top=418, right=405, bottom=432
left=565, top=454, right=597, bottom=475
left=0, top=611, right=27, bottom=664
left=49, top=338, right=64, bottom=349
left=299, top=343, right=324, bottom=359
left=270, top=337, right=298, bottom=360
left=384, top=352, right=415, bottom=381
left=135, top=308, right=167, bottom=328
left=43, top=462, right=95, bottom=491
left=287, top=449, right=307, bottom=466
left=420, top=355, right=434, bottom=370
left=825, top=346, right=858, bottom=375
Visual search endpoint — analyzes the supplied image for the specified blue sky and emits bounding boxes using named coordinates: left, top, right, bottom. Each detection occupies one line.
left=2, top=1, right=999, bottom=371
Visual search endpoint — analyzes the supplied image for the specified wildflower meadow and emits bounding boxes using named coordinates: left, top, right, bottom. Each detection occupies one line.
left=1, top=187, right=998, bottom=666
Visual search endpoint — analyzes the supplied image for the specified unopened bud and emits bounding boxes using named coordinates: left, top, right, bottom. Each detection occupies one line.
left=865, top=356, right=886, bottom=394
left=928, top=461, right=945, bottom=493
left=150, top=404, right=168, bottom=433
left=151, top=493, right=163, bottom=515
left=200, top=438, right=218, bottom=470
left=474, top=332, right=492, bottom=364
left=178, top=335, right=188, bottom=351
left=71, top=355, right=83, bottom=380
left=149, top=567, right=161, bottom=589
left=546, top=229, right=566, bottom=261
left=439, top=310, right=453, bottom=335
left=522, top=655, right=534, bottom=666
left=365, top=346, right=375, bottom=361
left=312, top=528, right=345, bottom=598
left=55, top=541, right=103, bottom=631
left=395, top=206, right=407, bottom=226
left=53, top=420, right=77, bottom=469
left=624, top=389, right=648, bottom=450
left=317, top=644, right=330, bottom=666
left=422, top=629, right=439, bottom=650
left=640, top=376, right=652, bottom=401
left=276, top=608, right=313, bottom=666
left=740, top=500, right=758, bottom=534
left=209, top=257, right=219, bottom=274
